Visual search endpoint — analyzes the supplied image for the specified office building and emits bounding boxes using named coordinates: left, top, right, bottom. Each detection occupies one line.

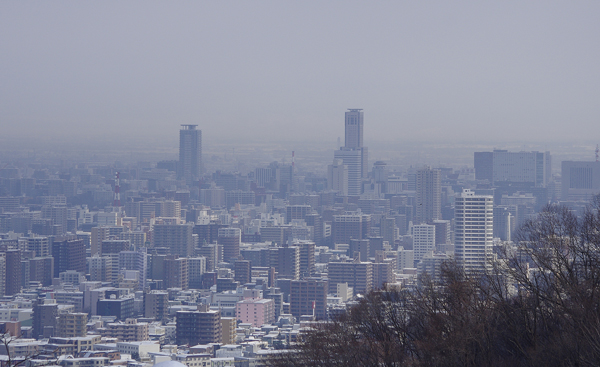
left=188, top=257, right=206, bottom=289
left=197, top=244, right=220, bottom=272
left=349, top=239, right=369, bottom=262
left=411, top=223, right=435, bottom=264
left=57, top=313, right=87, bottom=338
left=345, top=108, right=363, bottom=149
left=26, top=236, right=49, bottom=257
left=332, top=213, right=370, bottom=246
left=0, top=253, right=5, bottom=297
left=91, top=226, right=126, bottom=256
left=493, top=206, right=513, bottom=242
left=101, top=240, right=130, bottom=255
left=89, top=256, right=112, bottom=283
left=178, top=125, right=203, bottom=182
left=235, top=298, right=275, bottom=327
left=119, top=249, right=148, bottom=289
left=416, top=167, right=441, bottom=224
left=372, top=259, right=395, bottom=289
left=176, top=309, right=222, bottom=345
left=332, top=109, right=369, bottom=196
left=268, top=245, right=300, bottom=280
left=297, top=240, right=315, bottom=278
left=380, top=217, right=398, bottom=248
left=218, top=228, right=241, bottom=262
left=328, top=260, right=373, bottom=294
left=164, top=257, right=188, bottom=290
left=234, top=260, right=251, bottom=285
left=474, top=150, right=551, bottom=187
left=454, top=189, right=493, bottom=272
left=29, top=256, right=54, bottom=287
left=417, top=252, right=452, bottom=284
left=561, top=161, right=600, bottom=201
left=432, top=220, right=451, bottom=246
left=305, top=213, right=323, bottom=247
left=290, top=278, right=328, bottom=321
left=334, top=149, right=364, bottom=196
left=397, top=247, right=415, bottom=270
left=144, top=291, right=169, bottom=322
left=372, top=161, right=389, bottom=193
left=52, top=238, right=85, bottom=278
left=221, top=318, right=237, bottom=345
left=327, top=159, right=348, bottom=196
left=41, top=205, right=67, bottom=235
left=33, top=300, right=58, bottom=339
left=101, top=319, right=149, bottom=342
left=286, top=205, right=311, bottom=224
left=153, top=224, right=194, bottom=258
left=97, top=297, right=135, bottom=321
left=4, top=250, right=21, bottom=296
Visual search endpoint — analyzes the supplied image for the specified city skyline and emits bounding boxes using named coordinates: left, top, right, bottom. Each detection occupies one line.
left=2, top=2, right=600, bottom=365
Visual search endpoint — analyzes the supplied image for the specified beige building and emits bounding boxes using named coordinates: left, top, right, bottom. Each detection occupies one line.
left=58, top=312, right=88, bottom=338
left=100, top=318, right=149, bottom=342
left=221, top=317, right=237, bottom=344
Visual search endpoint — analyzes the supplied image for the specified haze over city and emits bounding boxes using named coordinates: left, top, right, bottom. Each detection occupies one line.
left=2, top=3, right=600, bottom=367
left=2, top=1, right=599, bottom=149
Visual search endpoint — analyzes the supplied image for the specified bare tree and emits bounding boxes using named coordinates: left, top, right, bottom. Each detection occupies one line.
left=269, top=196, right=600, bottom=367
left=0, top=329, right=59, bottom=367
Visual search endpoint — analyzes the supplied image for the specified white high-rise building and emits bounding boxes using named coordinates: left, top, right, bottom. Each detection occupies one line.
left=179, top=125, right=203, bottom=182
left=454, top=189, right=493, bottom=272
left=397, top=246, right=415, bottom=270
left=411, top=223, right=436, bottom=264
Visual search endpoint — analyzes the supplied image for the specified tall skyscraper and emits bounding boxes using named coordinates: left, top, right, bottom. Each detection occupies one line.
left=416, top=167, right=441, bottom=224
left=344, top=109, right=363, bottom=149
left=454, top=189, right=493, bottom=272
left=178, top=125, right=202, bottom=182
left=333, top=109, right=368, bottom=196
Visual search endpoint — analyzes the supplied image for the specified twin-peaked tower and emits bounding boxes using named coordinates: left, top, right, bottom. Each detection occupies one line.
left=331, top=109, right=368, bottom=196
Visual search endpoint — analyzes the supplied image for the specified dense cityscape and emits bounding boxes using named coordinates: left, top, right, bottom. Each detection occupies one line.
left=1, top=109, right=599, bottom=366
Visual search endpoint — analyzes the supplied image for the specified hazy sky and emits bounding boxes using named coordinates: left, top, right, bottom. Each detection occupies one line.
left=1, top=1, right=599, bottom=145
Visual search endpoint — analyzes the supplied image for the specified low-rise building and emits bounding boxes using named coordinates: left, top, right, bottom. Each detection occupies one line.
left=99, top=319, right=149, bottom=342
left=115, top=341, right=160, bottom=359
